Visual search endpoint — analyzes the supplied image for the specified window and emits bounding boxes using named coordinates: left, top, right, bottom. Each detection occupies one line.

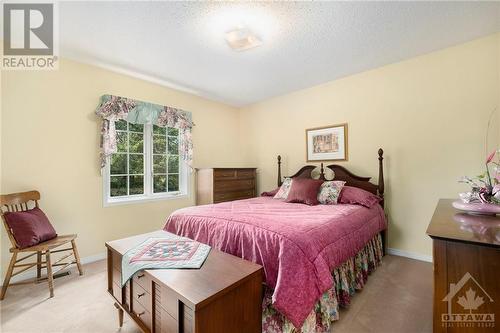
left=103, top=120, right=188, bottom=205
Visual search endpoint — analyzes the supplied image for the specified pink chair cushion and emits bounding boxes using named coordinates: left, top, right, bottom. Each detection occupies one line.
left=4, top=207, right=57, bottom=249
left=285, top=178, right=324, bottom=205
left=339, top=186, right=382, bottom=208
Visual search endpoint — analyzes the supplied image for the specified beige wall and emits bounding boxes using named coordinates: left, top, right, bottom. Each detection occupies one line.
left=239, top=33, right=500, bottom=258
left=2, top=33, right=499, bottom=275
left=1, top=58, right=244, bottom=274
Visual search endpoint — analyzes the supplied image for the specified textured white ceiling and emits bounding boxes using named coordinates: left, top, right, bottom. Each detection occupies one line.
left=58, top=1, right=500, bottom=106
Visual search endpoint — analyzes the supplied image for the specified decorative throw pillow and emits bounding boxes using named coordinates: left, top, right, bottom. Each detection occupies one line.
left=273, top=177, right=293, bottom=199
left=261, top=187, right=280, bottom=197
left=285, top=178, right=324, bottom=205
left=339, top=186, right=382, bottom=208
left=317, top=181, right=346, bottom=204
left=3, top=207, right=57, bottom=249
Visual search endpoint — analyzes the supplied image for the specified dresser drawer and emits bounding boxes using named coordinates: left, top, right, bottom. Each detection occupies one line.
left=154, top=282, right=178, bottom=332
left=132, top=297, right=152, bottom=331
left=214, top=190, right=254, bottom=203
left=214, top=169, right=237, bottom=180
left=133, top=271, right=152, bottom=294
left=133, top=282, right=151, bottom=312
left=160, top=285, right=179, bottom=319
left=236, top=169, right=255, bottom=179
left=214, top=179, right=254, bottom=192
left=157, top=308, right=177, bottom=333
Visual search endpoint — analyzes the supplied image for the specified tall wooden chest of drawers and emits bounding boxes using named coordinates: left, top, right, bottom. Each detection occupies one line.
left=106, top=230, right=263, bottom=333
left=195, top=168, right=257, bottom=205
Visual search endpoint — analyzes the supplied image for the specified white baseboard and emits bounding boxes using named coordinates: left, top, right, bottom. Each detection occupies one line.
left=79, top=252, right=106, bottom=265
left=387, top=247, right=433, bottom=263
left=7, top=252, right=106, bottom=284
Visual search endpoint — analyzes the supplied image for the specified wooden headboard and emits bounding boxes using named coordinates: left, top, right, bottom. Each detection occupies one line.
left=277, top=148, right=385, bottom=205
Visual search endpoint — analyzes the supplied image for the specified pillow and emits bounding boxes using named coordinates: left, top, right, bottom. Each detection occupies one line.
left=285, top=178, right=324, bottom=205
left=273, top=177, right=293, bottom=199
left=261, top=188, right=280, bottom=197
left=339, top=186, right=382, bottom=208
left=3, top=207, right=57, bottom=249
left=317, top=181, right=346, bottom=204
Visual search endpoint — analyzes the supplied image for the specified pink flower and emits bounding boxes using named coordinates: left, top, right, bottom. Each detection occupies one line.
left=486, top=150, right=496, bottom=164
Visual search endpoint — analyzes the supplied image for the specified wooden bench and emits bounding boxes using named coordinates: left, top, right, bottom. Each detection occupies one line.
left=106, top=230, right=263, bottom=333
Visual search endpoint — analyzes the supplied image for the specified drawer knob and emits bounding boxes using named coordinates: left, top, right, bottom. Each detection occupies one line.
left=137, top=311, right=145, bottom=317
left=137, top=273, right=145, bottom=279
left=137, top=292, right=145, bottom=298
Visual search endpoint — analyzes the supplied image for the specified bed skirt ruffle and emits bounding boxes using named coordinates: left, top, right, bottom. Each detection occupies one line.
left=262, top=233, right=384, bottom=333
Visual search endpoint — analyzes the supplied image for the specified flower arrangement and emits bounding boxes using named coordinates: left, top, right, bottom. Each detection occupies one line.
left=459, top=149, right=500, bottom=205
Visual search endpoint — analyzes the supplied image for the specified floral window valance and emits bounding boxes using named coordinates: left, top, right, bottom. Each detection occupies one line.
left=95, top=95, right=194, bottom=168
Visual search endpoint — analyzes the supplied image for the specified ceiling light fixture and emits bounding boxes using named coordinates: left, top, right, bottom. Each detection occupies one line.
left=225, top=27, right=262, bottom=51
left=202, top=4, right=279, bottom=52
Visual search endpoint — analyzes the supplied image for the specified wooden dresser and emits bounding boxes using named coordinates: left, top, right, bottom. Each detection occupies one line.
left=195, top=168, right=256, bottom=205
left=106, top=230, right=263, bottom=333
left=426, top=199, right=500, bottom=333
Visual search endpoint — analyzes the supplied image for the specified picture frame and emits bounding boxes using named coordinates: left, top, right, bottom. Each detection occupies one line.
left=306, top=123, right=348, bottom=162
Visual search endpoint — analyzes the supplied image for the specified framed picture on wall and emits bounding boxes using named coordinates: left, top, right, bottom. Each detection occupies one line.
left=306, top=123, right=348, bottom=162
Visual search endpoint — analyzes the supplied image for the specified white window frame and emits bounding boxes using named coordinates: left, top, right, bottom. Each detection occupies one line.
left=103, top=123, right=189, bottom=207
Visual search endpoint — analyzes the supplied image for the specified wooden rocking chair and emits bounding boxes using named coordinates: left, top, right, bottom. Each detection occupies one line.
left=0, top=190, right=83, bottom=300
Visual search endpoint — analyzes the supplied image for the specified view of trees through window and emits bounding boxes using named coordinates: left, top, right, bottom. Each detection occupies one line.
left=109, top=120, right=180, bottom=197
left=152, top=124, right=180, bottom=193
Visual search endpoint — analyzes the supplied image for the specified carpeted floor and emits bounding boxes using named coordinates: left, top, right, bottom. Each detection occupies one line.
left=0, top=255, right=432, bottom=333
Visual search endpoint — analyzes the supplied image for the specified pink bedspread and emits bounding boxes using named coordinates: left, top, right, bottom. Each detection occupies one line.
left=164, top=197, right=386, bottom=328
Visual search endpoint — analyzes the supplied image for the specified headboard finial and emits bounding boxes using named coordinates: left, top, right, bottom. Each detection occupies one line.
left=378, top=148, right=385, bottom=203
left=277, top=155, right=282, bottom=187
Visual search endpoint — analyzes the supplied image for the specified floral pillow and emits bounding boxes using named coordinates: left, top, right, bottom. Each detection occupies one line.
left=317, top=181, right=346, bottom=204
left=273, top=178, right=293, bottom=199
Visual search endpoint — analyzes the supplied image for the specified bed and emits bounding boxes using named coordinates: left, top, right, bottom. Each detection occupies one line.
left=164, top=149, right=387, bottom=333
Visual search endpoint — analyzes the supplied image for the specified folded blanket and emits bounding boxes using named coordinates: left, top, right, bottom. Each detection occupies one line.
left=121, top=233, right=211, bottom=286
